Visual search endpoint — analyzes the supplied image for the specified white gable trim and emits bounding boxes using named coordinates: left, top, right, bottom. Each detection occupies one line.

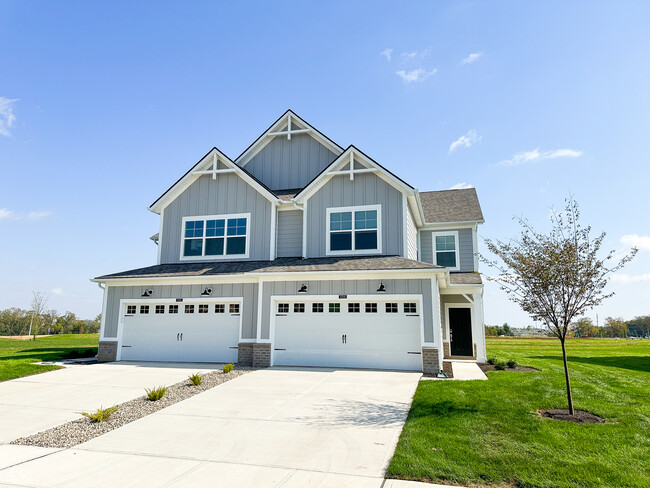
left=149, top=147, right=279, bottom=214
left=236, top=110, right=343, bottom=168
left=293, top=146, right=415, bottom=203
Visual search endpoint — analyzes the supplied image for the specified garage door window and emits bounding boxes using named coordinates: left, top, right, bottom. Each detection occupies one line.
left=312, top=303, right=324, bottom=313
left=404, top=303, right=417, bottom=314
left=365, top=303, right=378, bottom=313
left=155, top=305, right=165, bottom=314
left=185, top=305, right=194, bottom=314
left=169, top=305, right=179, bottom=314
left=386, top=303, right=398, bottom=313
left=229, top=304, right=240, bottom=314
left=199, top=304, right=209, bottom=313
left=140, top=305, right=149, bottom=314
left=294, top=303, right=305, bottom=313
left=278, top=303, right=289, bottom=313
left=348, top=303, right=360, bottom=313
left=182, top=214, right=250, bottom=260
left=127, top=305, right=136, bottom=315
left=329, top=303, right=340, bottom=313
left=215, top=304, right=225, bottom=313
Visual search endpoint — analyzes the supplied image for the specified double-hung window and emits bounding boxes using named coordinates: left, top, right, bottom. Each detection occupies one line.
left=327, top=205, right=381, bottom=255
left=432, top=231, right=459, bottom=270
left=181, top=214, right=250, bottom=259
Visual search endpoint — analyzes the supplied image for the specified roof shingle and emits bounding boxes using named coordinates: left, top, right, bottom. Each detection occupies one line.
left=419, top=188, right=484, bottom=224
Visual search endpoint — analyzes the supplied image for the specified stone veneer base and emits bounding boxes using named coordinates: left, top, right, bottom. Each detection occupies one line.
left=97, top=341, right=118, bottom=362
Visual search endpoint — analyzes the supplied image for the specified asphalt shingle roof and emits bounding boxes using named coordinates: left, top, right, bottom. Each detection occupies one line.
left=95, top=256, right=443, bottom=280
left=419, top=188, right=484, bottom=224
left=449, top=272, right=483, bottom=285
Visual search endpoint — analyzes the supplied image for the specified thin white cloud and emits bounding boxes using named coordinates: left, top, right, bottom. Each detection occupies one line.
left=51, top=288, right=64, bottom=296
left=621, top=234, right=650, bottom=251
left=380, top=48, right=393, bottom=62
left=461, top=52, right=483, bottom=65
left=0, top=97, right=18, bottom=137
left=498, top=148, right=583, bottom=167
left=611, top=273, right=650, bottom=284
left=449, top=129, right=481, bottom=153
left=449, top=182, right=474, bottom=190
left=395, top=68, right=437, bottom=83
left=0, top=208, right=51, bottom=221
left=400, top=48, right=431, bottom=60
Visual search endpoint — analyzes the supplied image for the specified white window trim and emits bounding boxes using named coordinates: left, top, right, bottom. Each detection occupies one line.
left=180, top=213, right=251, bottom=261
left=432, top=230, right=460, bottom=271
left=326, top=204, right=382, bottom=256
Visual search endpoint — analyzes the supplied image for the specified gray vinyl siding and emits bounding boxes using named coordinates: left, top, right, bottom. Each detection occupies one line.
left=243, top=133, right=337, bottom=190
left=420, top=228, right=474, bottom=271
left=276, top=210, right=303, bottom=257
left=102, top=283, right=259, bottom=340
left=160, top=174, right=272, bottom=263
left=259, top=278, right=435, bottom=342
left=305, top=172, right=404, bottom=258
left=406, top=206, right=417, bottom=260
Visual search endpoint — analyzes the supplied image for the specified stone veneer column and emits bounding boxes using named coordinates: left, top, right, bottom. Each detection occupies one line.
left=252, top=343, right=271, bottom=368
left=97, top=341, right=117, bottom=362
left=422, top=347, right=441, bottom=375
left=237, top=343, right=254, bottom=366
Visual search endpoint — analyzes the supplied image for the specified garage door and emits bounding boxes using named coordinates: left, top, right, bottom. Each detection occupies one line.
left=273, top=298, right=422, bottom=371
left=120, top=301, right=241, bottom=363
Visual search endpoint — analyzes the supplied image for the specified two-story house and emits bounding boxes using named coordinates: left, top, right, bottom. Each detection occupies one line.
left=92, top=110, right=485, bottom=374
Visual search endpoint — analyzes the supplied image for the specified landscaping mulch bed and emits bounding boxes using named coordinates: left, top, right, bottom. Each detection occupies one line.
left=479, top=363, right=539, bottom=373
left=11, top=367, right=253, bottom=448
left=538, top=409, right=605, bottom=424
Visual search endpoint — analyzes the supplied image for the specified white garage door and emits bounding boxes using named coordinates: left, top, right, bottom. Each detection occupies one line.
left=120, top=301, right=241, bottom=363
left=273, top=298, right=422, bottom=371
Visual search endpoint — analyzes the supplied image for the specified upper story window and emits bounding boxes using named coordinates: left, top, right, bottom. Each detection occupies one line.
left=326, top=205, right=382, bottom=255
left=181, top=214, right=250, bottom=260
left=432, top=231, right=459, bottom=271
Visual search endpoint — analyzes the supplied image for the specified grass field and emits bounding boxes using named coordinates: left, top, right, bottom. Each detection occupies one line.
left=388, top=338, right=650, bottom=488
left=0, top=334, right=99, bottom=382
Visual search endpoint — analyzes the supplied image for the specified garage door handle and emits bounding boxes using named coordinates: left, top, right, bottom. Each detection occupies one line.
left=274, top=348, right=286, bottom=351
left=407, top=351, right=422, bottom=355
left=180, top=333, right=183, bottom=341
left=177, top=333, right=179, bottom=341
left=342, top=334, right=347, bottom=344
left=229, top=346, right=239, bottom=349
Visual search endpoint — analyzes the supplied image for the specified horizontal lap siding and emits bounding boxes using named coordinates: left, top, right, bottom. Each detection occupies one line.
left=276, top=210, right=303, bottom=257
left=244, top=133, right=337, bottom=190
left=102, top=283, right=259, bottom=340
left=260, top=278, right=435, bottom=343
left=306, top=172, right=404, bottom=258
left=420, top=228, right=474, bottom=271
left=160, top=174, right=272, bottom=263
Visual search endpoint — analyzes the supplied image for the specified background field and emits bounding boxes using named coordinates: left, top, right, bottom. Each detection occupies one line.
left=389, top=338, right=650, bottom=488
left=0, top=334, right=99, bottom=381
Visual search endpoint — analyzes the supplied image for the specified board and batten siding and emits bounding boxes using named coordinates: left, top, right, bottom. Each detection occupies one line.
left=102, top=283, right=259, bottom=340
left=276, top=210, right=303, bottom=257
left=305, top=172, right=404, bottom=258
left=420, top=228, right=474, bottom=272
left=406, top=205, right=417, bottom=260
left=160, top=174, right=272, bottom=264
left=259, top=278, right=436, bottom=343
left=243, top=132, right=337, bottom=190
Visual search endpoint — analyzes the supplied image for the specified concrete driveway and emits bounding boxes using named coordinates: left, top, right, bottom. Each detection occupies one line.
left=0, top=368, right=421, bottom=487
left=0, top=361, right=221, bottom=444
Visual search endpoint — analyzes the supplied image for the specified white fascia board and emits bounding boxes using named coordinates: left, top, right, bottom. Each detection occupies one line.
left=149, top=148, right=279, bottom=214
left=420, top=221, right=483, bottom=230
left=237, top=110, right=343, bottom=167
left=408, top=193, right=424, bottom=227
left=294, top=146, right=415, bottom=203
left=442, top=283, right=484, bottom=295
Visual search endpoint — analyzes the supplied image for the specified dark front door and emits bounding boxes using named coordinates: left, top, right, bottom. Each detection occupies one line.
left=449, top=308, right=473, bottom=356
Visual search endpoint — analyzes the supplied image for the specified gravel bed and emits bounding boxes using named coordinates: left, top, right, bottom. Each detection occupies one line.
left=11, top=367, right=253, bottom=449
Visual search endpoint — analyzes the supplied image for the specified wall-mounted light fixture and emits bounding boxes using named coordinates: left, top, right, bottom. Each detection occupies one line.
left=141, top=289, right=153, bottom=297
left=201, top=287, right=212, bottom=296
left=298, top=284, right=308, bottom=294
left=376, top=282, right=386, bottom=293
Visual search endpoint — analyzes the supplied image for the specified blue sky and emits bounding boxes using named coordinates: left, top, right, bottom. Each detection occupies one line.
left=1, top=1, right=649, bottom=326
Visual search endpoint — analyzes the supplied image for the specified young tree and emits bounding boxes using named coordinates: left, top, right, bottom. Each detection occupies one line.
left=482, top=198, right=636, bottom=415
left=28, top=291, right=49, bottom=340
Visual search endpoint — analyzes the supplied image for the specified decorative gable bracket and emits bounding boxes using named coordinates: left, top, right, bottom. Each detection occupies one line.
left=266, top=112, right=312, bottom=141
left=192, top=152, right=236, bottom=180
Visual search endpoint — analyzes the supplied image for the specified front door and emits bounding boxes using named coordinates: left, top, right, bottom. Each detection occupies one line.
left=449, top=307, right=473, bottom=357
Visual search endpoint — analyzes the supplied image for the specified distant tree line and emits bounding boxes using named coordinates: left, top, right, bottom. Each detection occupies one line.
left=485, top=323, right=516, bottom=337
left=570, top=316, right=650, bottom=338
left=0, top=308, right=100, bottom=337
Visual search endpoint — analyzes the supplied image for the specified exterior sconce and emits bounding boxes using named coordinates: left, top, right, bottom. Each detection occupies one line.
left=141, top=289, right=153, bottom=297
left=298, top=284, right=308, bottom=294
left=377, top=282, right=386, bottom=293
left=201, top=287, right=212, bottom=296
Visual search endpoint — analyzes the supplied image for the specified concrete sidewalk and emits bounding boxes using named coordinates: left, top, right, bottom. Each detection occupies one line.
left=0, top=361, right=221, bottom=444
left=0, top=368, right=424, bottom=487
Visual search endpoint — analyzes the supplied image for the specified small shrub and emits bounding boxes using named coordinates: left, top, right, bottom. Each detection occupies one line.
left=82, top=406, right=118, bottom=422
left=507, top=359, right=518, bottom=369
left=145, top=386, right=166, bottom=401
left=189, top=373, right=202, bottom=386
left=494, top=360, right=507, bottom=371
left=223, top=363, right=234, bottom=373
left=487, top=356, right=498, bottom=365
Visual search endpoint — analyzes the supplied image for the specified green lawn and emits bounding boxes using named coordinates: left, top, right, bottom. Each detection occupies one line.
left=0, top=334, right=99, bottom=382
left=388, top=338, right=650, bottom=488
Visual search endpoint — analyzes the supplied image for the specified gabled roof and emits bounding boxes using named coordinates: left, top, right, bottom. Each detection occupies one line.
left=419, top=188, right=484, bottom=224
left=148, top=147, right=279, bottom=214
left=293, top=145, right=415, bottom=202
left=235, top=110, right=344, bottom=167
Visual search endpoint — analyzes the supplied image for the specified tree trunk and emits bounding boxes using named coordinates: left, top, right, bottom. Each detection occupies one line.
left=560, top=338, right=574, bottom=415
